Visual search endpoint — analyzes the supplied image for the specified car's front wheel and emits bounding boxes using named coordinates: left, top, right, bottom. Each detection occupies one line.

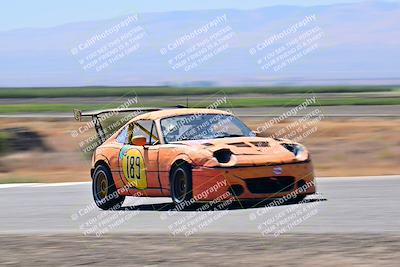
left=92, top=164, right=125, bottom=210
left=170, top=163, right=193, bottom=206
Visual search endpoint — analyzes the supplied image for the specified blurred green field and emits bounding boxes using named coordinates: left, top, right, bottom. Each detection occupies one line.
left=0, top=85, right=398, bottom=98
left=0, top=86, right=399, bottom=113
left=0, top=97, right=400, bottom=113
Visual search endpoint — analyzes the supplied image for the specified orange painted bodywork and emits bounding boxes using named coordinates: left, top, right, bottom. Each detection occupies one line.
left=92, top=108, right=316, bottom=200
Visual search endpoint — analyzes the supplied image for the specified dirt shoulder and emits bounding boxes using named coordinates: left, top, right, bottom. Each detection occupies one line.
left=0, top=117, right=399, bottom=183
left=0, top=233, right=399, bottom=266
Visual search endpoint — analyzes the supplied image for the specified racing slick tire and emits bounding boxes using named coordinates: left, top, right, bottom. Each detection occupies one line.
left=170, top=163, right=193, bottom=207
left=92, top=164, right=125, bottom=210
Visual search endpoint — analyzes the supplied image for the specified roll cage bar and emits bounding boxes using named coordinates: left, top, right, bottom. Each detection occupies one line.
left=73, top=106, right=185, bottom=143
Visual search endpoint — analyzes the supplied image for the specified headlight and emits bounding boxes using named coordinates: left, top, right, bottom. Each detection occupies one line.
left=282, top=143, right=307, bottom=160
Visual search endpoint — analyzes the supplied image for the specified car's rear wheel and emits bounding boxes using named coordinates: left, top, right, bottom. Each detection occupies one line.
left=170, top=163, right=193, bottom=206
left=92, top=164, right=125, bottom=210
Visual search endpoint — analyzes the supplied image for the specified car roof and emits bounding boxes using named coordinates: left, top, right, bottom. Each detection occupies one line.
left=129, top=108, right=232, bottom=122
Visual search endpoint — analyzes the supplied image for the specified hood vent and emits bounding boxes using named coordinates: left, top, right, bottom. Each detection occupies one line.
left=202, top=143, right=214, bottom=146
left=250, top=141, right=269, bottom=148
left=228, top=142, right=251, bottom=147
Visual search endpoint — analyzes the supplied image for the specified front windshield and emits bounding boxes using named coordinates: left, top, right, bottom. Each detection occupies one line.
left=161, top=114, right=254, bottom=143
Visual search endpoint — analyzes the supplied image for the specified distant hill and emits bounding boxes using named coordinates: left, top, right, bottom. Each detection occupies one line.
left=0, top=1, right=399, bottom=86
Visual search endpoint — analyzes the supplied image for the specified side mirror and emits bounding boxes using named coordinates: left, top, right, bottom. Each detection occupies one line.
left=130, top=135, right=146, bottom=146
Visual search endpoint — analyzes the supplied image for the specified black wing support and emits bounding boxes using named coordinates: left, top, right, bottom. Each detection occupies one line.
left=73, top=107, right=162, bottom=143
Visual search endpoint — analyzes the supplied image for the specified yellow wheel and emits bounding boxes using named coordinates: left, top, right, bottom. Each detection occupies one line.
left=97, top=171, right=108, bottom=199
left=93, top=164, right=125, bottom=210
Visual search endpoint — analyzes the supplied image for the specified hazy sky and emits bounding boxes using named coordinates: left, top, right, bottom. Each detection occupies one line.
left=1, top=0, right=398, bottom=31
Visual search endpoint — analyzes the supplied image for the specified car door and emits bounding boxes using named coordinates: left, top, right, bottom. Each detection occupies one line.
left=118, top=120, right=161, bottom=192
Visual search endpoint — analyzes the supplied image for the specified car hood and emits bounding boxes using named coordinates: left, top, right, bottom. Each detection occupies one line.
left=174, top=137, right=304, bottom=166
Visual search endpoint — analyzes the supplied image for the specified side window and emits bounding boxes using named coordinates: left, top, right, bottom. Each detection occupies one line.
left=116, top=126, right=128, bottom=144
left=131, top=120, right=159, bottom=145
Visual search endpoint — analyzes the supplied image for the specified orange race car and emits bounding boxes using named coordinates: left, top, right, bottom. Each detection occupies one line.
left=74, top=107, right=316, bottom=210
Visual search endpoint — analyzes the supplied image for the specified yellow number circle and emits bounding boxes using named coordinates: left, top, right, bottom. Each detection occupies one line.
left=122, top=149, right=147, bottom=189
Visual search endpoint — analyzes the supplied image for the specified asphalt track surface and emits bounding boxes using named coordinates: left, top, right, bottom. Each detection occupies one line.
left=0, top=176, right=399, bottom=235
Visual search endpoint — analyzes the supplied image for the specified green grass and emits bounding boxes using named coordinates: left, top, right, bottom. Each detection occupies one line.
left=0, top=176, right=40, bottom=184
left=0, top=86, right=398, bottom=98
left=0, top=97, right=399, bottom=113
left=0, top=104, right=104, bottom=113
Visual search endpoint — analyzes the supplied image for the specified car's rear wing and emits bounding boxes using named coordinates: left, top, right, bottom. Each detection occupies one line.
left=73, top=107, right=162, bottom=143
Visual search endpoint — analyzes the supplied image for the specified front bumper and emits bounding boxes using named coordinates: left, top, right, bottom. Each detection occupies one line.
left=191, top=161, right=315, bottom=201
